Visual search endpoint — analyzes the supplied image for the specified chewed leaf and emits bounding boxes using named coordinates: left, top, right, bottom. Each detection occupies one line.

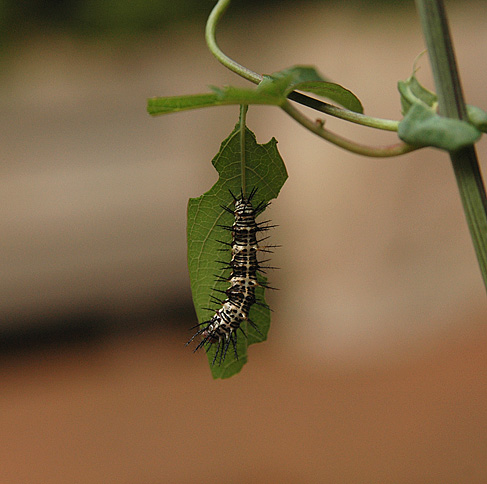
left=187, top=124, right=287, bottom=379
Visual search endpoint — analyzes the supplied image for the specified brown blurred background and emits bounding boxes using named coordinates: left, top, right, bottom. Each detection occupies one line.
left=0, top=0, right=486, bottom=482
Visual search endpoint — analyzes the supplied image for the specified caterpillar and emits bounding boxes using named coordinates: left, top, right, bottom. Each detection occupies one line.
left=187, top=188, right=273, bottom=365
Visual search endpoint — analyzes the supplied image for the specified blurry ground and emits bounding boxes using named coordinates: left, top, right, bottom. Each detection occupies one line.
left=0, top=326, right=486, bottom=484
left=0, top=1, right=486, bottom=482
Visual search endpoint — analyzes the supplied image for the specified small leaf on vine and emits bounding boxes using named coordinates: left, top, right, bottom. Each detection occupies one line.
left=397, top=65, right=483, bottom=150
left=398, top=102, right=481, bottom=150
left=466, top=105, right=487, bottom=133
left=398, top=76, right=437, bottom=115
left=265, top=66, right=364, bottom=113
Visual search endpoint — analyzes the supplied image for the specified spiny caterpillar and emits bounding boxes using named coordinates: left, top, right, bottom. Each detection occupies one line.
left=187, top=188, right=274, bottom=365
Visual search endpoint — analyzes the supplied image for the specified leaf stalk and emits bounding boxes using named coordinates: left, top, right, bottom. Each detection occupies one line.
left=282, top=102, right=415, bottom=157
left=239, top=105, right=248, bottom=195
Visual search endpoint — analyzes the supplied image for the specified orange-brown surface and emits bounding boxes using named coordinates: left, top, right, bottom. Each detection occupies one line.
left=1, top=325, right=485, bottom=484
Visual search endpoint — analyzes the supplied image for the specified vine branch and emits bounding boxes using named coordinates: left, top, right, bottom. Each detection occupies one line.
left=206, top=0, right=402, bottom=136
left=282, top=102, right=415, bottom=157
left=206, top=0, right=486, bottom=287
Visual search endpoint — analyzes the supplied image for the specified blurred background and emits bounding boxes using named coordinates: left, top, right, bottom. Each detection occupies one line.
left=0, top=0, right=486, bottom=482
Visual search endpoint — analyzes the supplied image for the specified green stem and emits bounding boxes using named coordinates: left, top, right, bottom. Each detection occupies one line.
left=206, top=0, right=261, bottom=84
left=287, top=91, right=399, bottom=131
left=206, top=0, right=400, bottom=133
left=416, top=0, right=487, bottom=290
left=239, top=105, right=248, bottom=195
left=282, top=101, right=415, bottom=157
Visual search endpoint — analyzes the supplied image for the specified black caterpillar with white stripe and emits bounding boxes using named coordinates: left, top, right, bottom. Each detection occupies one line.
left=187, top=188, right=273, bottom=365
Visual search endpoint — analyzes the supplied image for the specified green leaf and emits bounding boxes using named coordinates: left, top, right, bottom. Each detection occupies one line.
left=147, top=65, right=363, bottom=115
left=265, top=66, right=364, bottom=113
left=209, top=84, right=283, bottom=105
left=398, top=77, right=437, bottom=115
left=398, top=102, right=481, bottom=150
left=147, top=93, right=220, bottom=115
left=397, top=62, right=483, bottom=150
left=466, top=104, right=487, bottom=133
left=147, top=86, right=282, bottom=116
left=398, top=53, right=438, bottom=115
left=187, top=124, right=287, bottom=379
